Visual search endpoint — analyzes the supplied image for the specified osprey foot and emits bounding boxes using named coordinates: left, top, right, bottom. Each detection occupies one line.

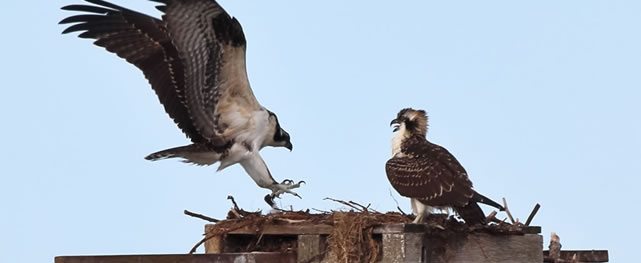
left=263, top=180, right=305, bottom=210
left=271, top=180, right=306, bottom=199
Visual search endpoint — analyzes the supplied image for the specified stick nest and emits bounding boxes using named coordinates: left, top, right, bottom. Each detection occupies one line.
left=189, top=197, right=538, bottom=262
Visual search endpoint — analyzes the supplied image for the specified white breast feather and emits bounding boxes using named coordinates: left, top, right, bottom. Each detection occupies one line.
left=391, top=123, right=409, bottom=157
left=217, top=109, right=271, bottom=171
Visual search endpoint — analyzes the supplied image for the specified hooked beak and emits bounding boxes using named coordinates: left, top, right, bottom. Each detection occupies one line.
left=285, top=141, right=293, bottom=151
left=390, top=119, right=400, bottom=132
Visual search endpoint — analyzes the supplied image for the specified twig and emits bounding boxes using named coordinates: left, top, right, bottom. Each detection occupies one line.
left=485, top=211, right=498, bottom=223
left=489, top=216, right=503, bottom=224
left=189, top=235, right=210, bottom=254
left=184, top=210, right=220, bottom=223
left=245, top=232, right=265, bottom=252
left=227, top=195, right=240, bottom=211
left=227, top=195, right=244, bottom=218
left=362, top=203, right=381, bottom=213
left=229, top=209, right=243, bottom=219
left=348, top=201, right=380, bottom=213
left=389, top=188, right=408, bottom=215
left=324, top=197, right=364, bottom=211
left=274, top=218, right=308, bottom=224
left=502, top=197, right=516, bottom=224
left=347, top=201, right=369, bottom=212
left=525, top=203, right=541, bottom=226
left=312, top=208, right=330, bottom=213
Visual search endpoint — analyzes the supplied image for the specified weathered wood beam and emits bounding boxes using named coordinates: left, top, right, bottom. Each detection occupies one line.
left=372, top=223, right=541, bottom=235
left=222, top=224, right=334, bottom=235
left=426, top=233, right=543, bottom=263
left=381, top=233, right=424, bottom=262
left=297, top=235, right=326, bottom=263
left=55, top=253, right=296, bottom=263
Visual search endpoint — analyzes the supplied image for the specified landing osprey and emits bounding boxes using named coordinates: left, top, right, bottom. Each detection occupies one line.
left=60, top=0, right=303, bottom=205
left=386, top=108, right=503, bottom=224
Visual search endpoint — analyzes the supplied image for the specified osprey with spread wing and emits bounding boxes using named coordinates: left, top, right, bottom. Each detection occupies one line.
left=386, top=108, right=503, bottom=224
left=60, top=0, right=303, bottom=205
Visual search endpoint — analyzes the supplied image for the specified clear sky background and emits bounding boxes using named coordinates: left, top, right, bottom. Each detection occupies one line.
left=1, top=1, right=640, bottom=262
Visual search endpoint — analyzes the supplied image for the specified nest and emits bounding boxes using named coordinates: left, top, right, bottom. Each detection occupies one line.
left=189, top=197, right=538, bottom=262
left=202, top=209, right=410, bottom=263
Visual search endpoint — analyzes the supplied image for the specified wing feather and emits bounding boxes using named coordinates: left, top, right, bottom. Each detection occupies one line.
left=163, top=0, right=261, bottom=142
left=60, top=0, right=205, bottom=142
left=385, top=137, right=475, bottom=207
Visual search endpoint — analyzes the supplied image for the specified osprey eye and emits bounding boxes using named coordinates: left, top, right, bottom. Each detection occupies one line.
left=392, top=124, right=400, bottom=132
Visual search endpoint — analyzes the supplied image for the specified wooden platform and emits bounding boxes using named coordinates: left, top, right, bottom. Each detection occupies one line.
left=205, top=223, right=546, bottom=263
left=54, top=222, right=608, bottom=263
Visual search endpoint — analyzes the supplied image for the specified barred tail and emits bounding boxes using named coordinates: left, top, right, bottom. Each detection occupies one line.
left=473, top=191, right=505, bottom=211
left=145, top=144, right=221, bottom=166
left=456, top=201, right=486, bottom=225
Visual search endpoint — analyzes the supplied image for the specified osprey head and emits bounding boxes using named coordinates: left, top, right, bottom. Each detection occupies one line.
left=390, top=108, right=428, bottom=136
left=268, top=111, right=293, bottom=151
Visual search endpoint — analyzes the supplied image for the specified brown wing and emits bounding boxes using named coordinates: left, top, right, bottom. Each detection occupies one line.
left=60, top=0, right=205, bottom=143
left=385, top=137, right=475, bottom=207
left=162, top=0, right=261, bottom=142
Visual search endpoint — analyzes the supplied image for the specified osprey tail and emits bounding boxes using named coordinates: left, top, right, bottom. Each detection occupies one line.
left=456, top=201, right=486, bottom=225
left=473, top=191, right=505, bottom=211
left=145, top=144, right=222, bottom=166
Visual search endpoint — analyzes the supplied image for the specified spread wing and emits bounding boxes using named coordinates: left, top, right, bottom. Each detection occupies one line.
left=162, top=0, right=261, bottom=142
left=385, top=140, right=475, bottom=207
left=60, top=0, right=262, bottom=144
left=59, top=0, right=205, bottom=143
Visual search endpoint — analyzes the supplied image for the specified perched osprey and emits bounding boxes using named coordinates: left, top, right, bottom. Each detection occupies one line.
left=60, top=0, right=304, bottom=205
left=386, top=108, right=503, bottom=224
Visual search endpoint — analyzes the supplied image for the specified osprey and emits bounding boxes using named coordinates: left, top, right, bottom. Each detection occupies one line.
left=60, top=0, right=304, bottom=205
left=386, top=108, right=503, bottom=224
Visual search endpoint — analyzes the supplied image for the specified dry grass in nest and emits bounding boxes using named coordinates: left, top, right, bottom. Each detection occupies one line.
left=327, top=211, right=410, bottom=263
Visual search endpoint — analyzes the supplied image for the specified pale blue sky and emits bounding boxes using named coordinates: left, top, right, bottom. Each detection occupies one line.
left=2, top=1, right=640, bottom=262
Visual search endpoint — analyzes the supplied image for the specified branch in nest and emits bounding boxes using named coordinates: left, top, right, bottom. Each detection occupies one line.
left=324, top=197, right=367, bottom=212
left=485, top=211, right=498, bottom=223
left=274, top=218, right=308, bottom=224
left=349, top=201, right=380, bottom=213
left=389, top=188, right=408, bottom=215
left=525, top=203, right=541, bottom=226
left=184, top=210, right=220, bottom=223
left=188, top=235, right=212, bottom=254
left=502, top=197, right=516, bottom=224
left=227, top=195, right=240, bottom=211
left=226, top=195, right=248, bottom=219
left=312, top=208, right=330, bottom=214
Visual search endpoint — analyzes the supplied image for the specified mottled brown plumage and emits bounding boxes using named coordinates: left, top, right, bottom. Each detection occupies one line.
left=386, top=108, right=502, bottom=225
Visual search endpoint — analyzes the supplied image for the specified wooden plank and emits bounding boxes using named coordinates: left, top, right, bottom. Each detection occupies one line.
left=381, top=233, right=424, bottom=262
left=373, top=223, right=541, bottom=234
left=55, top=253, right=296, bottom=263
left=543, top=250, right=609, bottom=262
left=374, top=223, right=427, bottom=234
left=523, top=226, right=542, bottom=234
left=225, top=224, right=334, bottom=235
left=426, top=233, right=543, bottom=263
left=204, top=225, right=222, bottom=253
left=297, top=235, right=325, bottom=263
left=213, top=222, right=540, bottom=236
